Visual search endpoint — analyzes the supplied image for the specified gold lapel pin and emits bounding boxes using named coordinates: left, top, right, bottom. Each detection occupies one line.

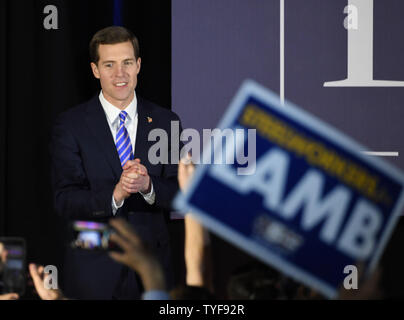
left=147, top=116, right=153, bottom=123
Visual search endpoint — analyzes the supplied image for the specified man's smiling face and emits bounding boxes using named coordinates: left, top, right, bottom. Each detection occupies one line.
left=91, top=41, right=141, bottom=109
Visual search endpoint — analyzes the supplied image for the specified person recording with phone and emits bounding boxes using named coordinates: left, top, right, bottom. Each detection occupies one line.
left=28, top=218, right=170, bottom=300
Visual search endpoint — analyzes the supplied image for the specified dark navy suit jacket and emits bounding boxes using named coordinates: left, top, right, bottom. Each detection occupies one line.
left=50, top=94, right=181, bottom=299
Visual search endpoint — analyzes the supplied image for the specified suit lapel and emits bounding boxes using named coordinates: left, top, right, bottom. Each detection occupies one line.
left=85, top=96, right=122, bottom=180
left=134, top=96, right=151, bottom=164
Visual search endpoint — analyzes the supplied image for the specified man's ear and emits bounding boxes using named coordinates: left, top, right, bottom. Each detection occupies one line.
left=91, top=62, right=100, bottom=79
left=136, top=57, right=141, bottom=75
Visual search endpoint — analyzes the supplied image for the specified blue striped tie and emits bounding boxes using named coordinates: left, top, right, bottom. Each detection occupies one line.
left=116, top=111, right=134, bottom=167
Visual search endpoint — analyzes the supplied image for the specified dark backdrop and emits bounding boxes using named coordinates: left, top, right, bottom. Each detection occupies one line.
left=0, top=0, right=175, bottom=296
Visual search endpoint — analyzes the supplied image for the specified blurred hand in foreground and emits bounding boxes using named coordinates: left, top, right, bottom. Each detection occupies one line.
left=29, top=264, right=66, bottom=300
left=109, top=218, right=166, bottom=292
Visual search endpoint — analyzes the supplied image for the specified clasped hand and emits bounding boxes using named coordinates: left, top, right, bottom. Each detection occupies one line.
left=114, top=158, right=151, bottom=203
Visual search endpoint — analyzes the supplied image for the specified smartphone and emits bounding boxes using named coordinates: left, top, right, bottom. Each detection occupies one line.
left=70, top=221, right=117, bottom=251
left=0, top=237, right=26, bottom=296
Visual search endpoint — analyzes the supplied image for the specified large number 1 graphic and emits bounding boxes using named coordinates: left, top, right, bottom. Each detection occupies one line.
left=324, top=0, right=404, bottom=87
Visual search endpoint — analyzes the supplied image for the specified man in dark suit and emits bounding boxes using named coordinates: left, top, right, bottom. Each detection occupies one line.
left=50, top=26, right=181, bottom=299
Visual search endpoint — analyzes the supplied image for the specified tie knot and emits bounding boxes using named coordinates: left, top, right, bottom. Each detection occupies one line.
left=119, top=111, right=128, bottom=123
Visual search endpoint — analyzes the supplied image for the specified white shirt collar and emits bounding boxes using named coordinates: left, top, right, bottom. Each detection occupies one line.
left=99, top=90, right=137, bottom=125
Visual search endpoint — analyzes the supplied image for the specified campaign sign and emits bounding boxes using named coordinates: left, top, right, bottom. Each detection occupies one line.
left=174, top=80, right=404, bottom=298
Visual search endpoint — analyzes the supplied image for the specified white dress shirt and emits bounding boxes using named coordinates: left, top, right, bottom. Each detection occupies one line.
left=99, top=90, right=155, bottom=215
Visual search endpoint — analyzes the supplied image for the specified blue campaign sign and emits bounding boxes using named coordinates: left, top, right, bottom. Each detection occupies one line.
left=174, top=80, right=404, bottom=298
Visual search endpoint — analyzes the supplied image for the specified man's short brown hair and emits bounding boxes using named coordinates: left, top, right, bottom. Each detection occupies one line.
left=89, top=26, right=140, bottom=64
